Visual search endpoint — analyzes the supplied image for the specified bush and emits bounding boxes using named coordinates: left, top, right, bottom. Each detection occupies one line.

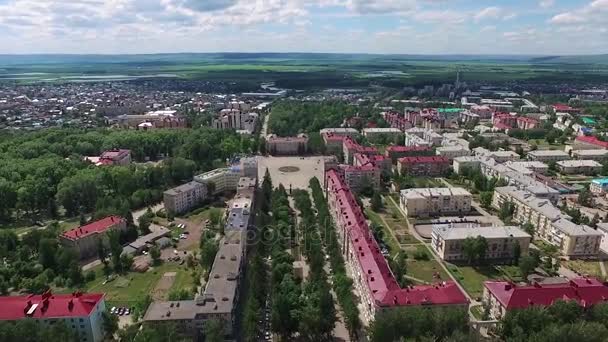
left=85, top=271, right=96, bottom=282
left=156, top=210, right=166, bottom=218
left=413, top=247, right=430, bottom=261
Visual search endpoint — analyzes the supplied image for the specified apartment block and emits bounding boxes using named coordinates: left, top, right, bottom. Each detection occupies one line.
left=556, top=160, right=602, bottom=175
left=571, top=149, right=608, bottom=161
left=473, top=147, right=520, bottom=163
left=0, top=292, right=107, bottom=342
left=400, top=188, right=472, bottom=217
left=342, top=136, right=378, bottom=165
left=436, top=146, right=470, bottom=160
left=527, top=150, right=571, bottom=163
left=590, top=178, right=608, bottom=194
left=341, top=165, right=381, bottom=193
left=164, top=181, right=207, bottom=215
left=432, top=226, right=531, bottom=262
left=384, top=145, right=433, bottom=163
left=483, top=278, right=608, bottom=319
left=194, top=168, right=241, bottom=195
left=60, top=216, right=127, bottom=260
left=397, top=156, right=451, bottom=177
left=325, top=170, right=468, bottom=324
left=493, top=187, right=601, bottom=258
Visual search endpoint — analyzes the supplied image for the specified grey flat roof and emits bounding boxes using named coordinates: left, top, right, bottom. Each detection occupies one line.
left=433, top=226, right=531, bottom=240
left=129, top=228, right=171, bottom=249
left=164, top=181, right=203, bottom=196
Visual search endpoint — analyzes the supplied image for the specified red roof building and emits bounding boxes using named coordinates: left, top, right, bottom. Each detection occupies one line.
left=325, top=170, right=468, bottom=322
left=553, top=104, right=581, bottom=114
left=60, top=216, right=127, bottom=259
left=385, top=145, right=433, bottom=163
left=575, top=135, right=608, bottom=150
left=483, top=278, right=608, bottom=319
left=0, top=291, right=107, bottom=342
left=99, top=149, right=131, bottom=166
left=342, top=136, right=379, bottom=165
left=397, top=156, right=451, bottom=177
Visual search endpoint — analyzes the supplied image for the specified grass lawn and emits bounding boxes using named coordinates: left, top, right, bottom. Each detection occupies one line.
left=563, top=260, right=605, bottom=279
left=365, top=209, right=401, bottom=256
left=383, top=198, right=418, bottom=244
left=470, top=305, right=485, bottom=321
left=85, top=263, right=190, bottom=307
left=447, top=265, right=502, bottom=299
left=59, top=217, right=80, bottom=232
left=406, top=257, right=450, bottom=283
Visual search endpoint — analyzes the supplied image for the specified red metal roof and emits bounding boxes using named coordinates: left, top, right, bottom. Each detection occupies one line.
left=553, top=104, right=579, bottom=112
left=398, top=156, right=450, bottom=164
left=576, top=135, right=608, bottom=149
left=484, top=278, right=608, bottom=310
left=0, top=292, right=104, bottom=320
left=100, top=149, right=130, bottom=161
left=325, top=170, right=468, bottom=308
left=62, top=216, right=125, bottom=241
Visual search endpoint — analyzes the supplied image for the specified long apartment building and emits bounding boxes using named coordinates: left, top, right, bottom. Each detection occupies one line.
left=163, top=181, right=207, bottom=215
left=527, top=150, right=571, bottom=163
left=483, top=278, right=608, bottom=319
left=342, top=136, right=378, bottom=165
left=397, top=156, right=451, bottom=177
left=0, top=292, right=107, bottom=342
left=431, top=226, right=531, bottom=263
left=400, top=188, right=472, bottom=218
left=60, top=216, right=127, bottom=260
left=325, top=170, right=468, bottom=324
left=265, top=134, right=309, bottom=155
left=194, top=167, right=241, bottom=195
left=384, top=145, right=433, bottom=163
left=493, top=187, right=602, bottom=258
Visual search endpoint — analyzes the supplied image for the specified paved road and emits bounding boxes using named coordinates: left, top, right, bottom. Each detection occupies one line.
left=261, top=109, right=271, bottom=137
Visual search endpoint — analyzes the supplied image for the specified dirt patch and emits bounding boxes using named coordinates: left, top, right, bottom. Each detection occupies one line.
left=151, top=272, right=177, bottom=300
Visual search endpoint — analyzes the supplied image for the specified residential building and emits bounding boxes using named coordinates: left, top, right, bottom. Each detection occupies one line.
left=556, top=160, right=602, bottom=175
left=400, top=188, right=472, bottom=217
left=194, top=168, right=241, bottom=195
left=527, top=150, right=571, bottom=163
left=452, top=156, right=483, bottom=174
left=504, top=161, right=549, bottom=175
left=423, top=130, right=444, bottom=146
left=573, top=136, right=608, bottom=150
left=483, top=278, right=608, bottom=319
left=436, top=146, right=470, bottom=160
left=322, top=133, right=346, bottom=154
left=60, top=216, right=127, bottom=259
left=325, top=170, right=468, bottom=324
left=493, top=187, right=602, bottom=258
left=571, top=149, right=608, bottom=161
left=384, top=145, right=433, bottom=163
left=118, top=111, right=186, bottom=129
left=596, top=223, right=608, bottom=253
left=164, top=181, right=207, bottom=215
left=265, top=134, right=308, bottom=155
left=516, top=117, right=540, bottom=130
left=397, top=156, right=451, bottom=177
left=432, top=226, right=531, bottom=262
left=473, top=147, right=520, bottom=163
left=319, top=128, right=359, bottom=137
left=552, top=104, right=581, bottom=114
left=99, top=149, right=131, bottom=166
left=362, top=127, right=403, bottom=143
left=342, top=136, right=378, bottom=165
left=404, top=132, right=432, bottom=148
left=144, top=230, right=246, bottom=340
left=341, top=165, right=381, bottom=193
left=212, top=109, right=258, bottom=135
left=0, top=292, right=107, bottom=342
left=353, top=153, right=391, bottom=175
left=239, top=157, right=258, bottom=179
left=590, top=178, right=608, bottom=194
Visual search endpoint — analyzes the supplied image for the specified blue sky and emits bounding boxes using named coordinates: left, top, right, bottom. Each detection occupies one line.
left=0, top=0, right=606, bottom=54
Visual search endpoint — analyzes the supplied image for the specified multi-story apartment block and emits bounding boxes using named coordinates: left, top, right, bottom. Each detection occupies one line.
left=384, top=145, right=433, bottom=163
left=0, top=292, right=107, bottom=342
left=397, top=156, right=451, bottom=177
left=435, top=146, right=470, bottom=160
left=325, top=170, right=468, bottom=325
left=573, top=136, right=608, bottom=150
left=194, top=168, right=241, bottom=195
left=404, top=132, right=432, bottom=148
left=493, top=187, right=601, bottom=258
left=556, top=160, right=602, bottom=175
left=571, top=149, right=608, bottom=161
left=144, top=230, right=246, bottom=340
left=400, top=188, right=472, bottom=217
left=473, top=147, right=520, bottom=163
left=212, top=109, right=258, bottom=135
left=432, top=226, right=531, bottom=263
left=362, top=128, right=403, bottom=143
left=341, top=165, right=381, bottom=193
left=164, top=181, right=207, bottom=215
left=423, top=130, right=444, bottom=146
left=504, top=161, right=549, bottom=175
left=265, top=134, right=308, bottom=155
left=342, top=136, right=378, bottom=165
left=527, top=150, right=571, bottom=163
left=239, top=157, right=258, bottom=179
left=483, top=278, right=608, bottom=319
left=353, top=153, right=390, bottom=174
left=60, top=216, right=127, bottom=259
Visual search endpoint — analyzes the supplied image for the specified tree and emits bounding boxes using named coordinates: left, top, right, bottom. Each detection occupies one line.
left=462, top=237, right=477, bottom=264
left=102, top=311, right=119, bottom=338
left=513, top=242, right=521, bottom=265
left=138, top=210, right=153, bottom=235
left=522, top=222, right=535, bottom=236
left=371, top=192, right=383, bottom=212
left=480, top=191, right=494, bottom=208
left=203, top=319, right=224, bottom=342
left=149, top=246, right=161, bottom=266
left=475, top=236, right=488, bottom=264
left=499, top=201, right=515, bottom=223
left=578, top=188, right=593, bottom=207
left=518, top=255, right=539, bottom=278
left=38, top=238, right=58, bottom=269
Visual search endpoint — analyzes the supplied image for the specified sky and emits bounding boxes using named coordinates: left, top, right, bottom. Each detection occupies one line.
left=0, top=0, right=606, bottom=55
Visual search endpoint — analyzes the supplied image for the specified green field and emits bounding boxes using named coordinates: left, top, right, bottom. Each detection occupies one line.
left=2, top=53, right=608, bottom=87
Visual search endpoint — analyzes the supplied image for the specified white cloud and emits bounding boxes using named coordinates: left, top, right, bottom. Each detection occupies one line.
left=414, top=10, right=467, bottom=24
left=539, top=0, right=555, bottom=9
left=551, top=0, right=608, bottom=25
left=474, top=6, right=515, bottom=22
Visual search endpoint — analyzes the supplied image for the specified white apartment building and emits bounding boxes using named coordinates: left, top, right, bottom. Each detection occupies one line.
left=404, top=132, right=432, bottom=148
left=556, top=160, right=602, bottom=175
left=473, top=147, right=520, bottom=163
left=436, top=146, right=470, bottom=160
left=493, top=187, right=602, bottom=258
left=432, top=226, right=531, bottom=262
left=424, top=130, right=444, bottom=146
left=212, top=109, right=259, bottom=135
left=504, top=161, right=549, bottom=175
left=194, top=167, right=241, bottom=195
left=400, top=187, right=472, bottom=217
left=319, top=128, right=359, bottom=137
left=527, top=150, right=571, bottom=163
left=265, top=134, right=308, bottom=155
left=163, top=181, right=207, bottom=215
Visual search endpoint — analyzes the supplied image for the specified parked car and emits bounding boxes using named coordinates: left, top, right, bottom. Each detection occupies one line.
left=110, top=307, right=116, bottom=314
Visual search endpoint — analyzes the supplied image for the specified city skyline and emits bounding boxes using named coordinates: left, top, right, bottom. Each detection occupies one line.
left=0, top=0, right=606, bottom=55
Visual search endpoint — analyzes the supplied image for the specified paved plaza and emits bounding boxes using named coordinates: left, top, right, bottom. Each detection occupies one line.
left=257, top=156, right=327, bottom=190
